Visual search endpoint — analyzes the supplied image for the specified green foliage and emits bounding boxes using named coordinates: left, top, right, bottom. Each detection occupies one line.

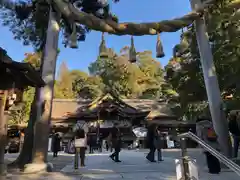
left=8, top=87, right=35, bottom=125
left=0, top=0, right=119, bottom=50
left=52, top=47, right=166, bottom=100
left=165, top=0, right=240, bottom=119
left=54, top=63, right=104, bottom=99
left=54, top=62, right=75, bottom=99
left=22, top=87, right=35, bottom=121
left=137, top=51, right=164, bottom=98
left=23, top=52, right=42, bottom=68
left=1, top=1, right=49, bottom=50
left=73, top=76, right=104, bottom=99
left=88, top=47, right=164, bottom=99
left=8, top=53, right=40, bottom=125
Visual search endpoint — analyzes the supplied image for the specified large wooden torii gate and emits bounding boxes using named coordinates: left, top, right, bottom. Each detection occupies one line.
left=2, top=0, right=239, bottom=173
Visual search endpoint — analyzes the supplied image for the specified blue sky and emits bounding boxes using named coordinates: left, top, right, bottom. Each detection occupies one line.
left=0, top=0, right=191, bottom=73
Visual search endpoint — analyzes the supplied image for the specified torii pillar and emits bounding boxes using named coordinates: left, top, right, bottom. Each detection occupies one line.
left=190, top=0, right=232, bottom=157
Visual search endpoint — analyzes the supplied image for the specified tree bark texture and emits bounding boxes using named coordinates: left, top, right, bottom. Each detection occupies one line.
left=32, top=9, right=60, bottom=164
left=9, top=90, right=39, bottom=169
left=0, top=90, right=8, bottom=176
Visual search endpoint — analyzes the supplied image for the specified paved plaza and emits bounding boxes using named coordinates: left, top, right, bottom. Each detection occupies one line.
left=4, top=149, right=240, bottom=179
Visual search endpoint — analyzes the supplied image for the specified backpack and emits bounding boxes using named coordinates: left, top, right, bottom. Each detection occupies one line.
left=75, top=128, right=85, bottom=139
left=207, top=127, right=217, bottom=142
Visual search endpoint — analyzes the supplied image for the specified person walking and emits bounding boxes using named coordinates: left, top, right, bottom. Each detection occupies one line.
left=105, top=140, right=109, bottom=151
left=109, top=123, right=122, bottom=162
left=228, top=111, right=240, bottom=158
left=146, top=124, right=156, bottom=162
left=52, top=133, right=61, bottom=157
left=88, top=125, right=96, bottom=154
left=74, top=128, right=87, bottom=169
left=154, top=127, right=163, bottom=162
left=19, top=130, right=25, bottom=152
left=107, top=133, right=113, bottom=152
left=98, top=137, right=103, bottom=152
left=196, top=117, right=221, bottom=174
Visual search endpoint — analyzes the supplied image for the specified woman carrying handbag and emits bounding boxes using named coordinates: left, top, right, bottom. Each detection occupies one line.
left=74, top=128, right=87, bottom=169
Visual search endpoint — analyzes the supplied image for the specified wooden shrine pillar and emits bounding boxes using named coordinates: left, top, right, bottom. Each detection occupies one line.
left=0, top=90, right=8, bottom=176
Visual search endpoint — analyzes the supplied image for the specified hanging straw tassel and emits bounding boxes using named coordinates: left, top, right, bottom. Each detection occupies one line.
left=99, top=32, right=108, bottom=58
left=69, top=23, right=78, bottom=49
left=129, top=36, right=137, bottom=63
left=156, top=33, right=165, bottom=58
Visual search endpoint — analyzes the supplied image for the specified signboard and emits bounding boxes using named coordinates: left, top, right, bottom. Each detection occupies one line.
left=75, top=119, right=131, bottom=128
left=100, top=121, right=113, bottom=128
left=99, top=120, right=131, bottom=128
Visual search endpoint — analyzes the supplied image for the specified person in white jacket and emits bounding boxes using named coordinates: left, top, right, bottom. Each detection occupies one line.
left=74, top=128, right=87, bottom=169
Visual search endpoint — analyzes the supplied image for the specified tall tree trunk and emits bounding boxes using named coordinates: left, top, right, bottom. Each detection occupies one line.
left=8, top=89, right=39, bottom=169
left=31, top=9, right=60, bottom=164
left=0, top=90, right=8, bottom=176
left=9, top=10, right=60, bottom=171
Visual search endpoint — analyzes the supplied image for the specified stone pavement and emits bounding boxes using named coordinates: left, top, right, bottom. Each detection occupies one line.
left=59, top=150, right=240, bottom=180
left=4, top=152, right=74, bottom=172
left=61, top=150, right=176, bottom=180
left=4, top=149, right=240, bottom=179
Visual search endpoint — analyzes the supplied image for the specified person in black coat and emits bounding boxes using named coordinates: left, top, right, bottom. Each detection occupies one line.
left=88, top=126, right=97, bottom=154
left=109, top=123, right=122, bottom=162
left=52, top=133, right=61, bottom=157
left=228, top=112, right=240, bottom=158
left=146, top=124, right=156, bottom=162
left=196, top=117, right=221, bottom=174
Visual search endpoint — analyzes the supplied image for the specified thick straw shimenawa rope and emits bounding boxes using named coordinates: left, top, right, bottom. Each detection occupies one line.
left=53, top=0, right=240, bottom=36
left=1, top=0, right=239, bottom=35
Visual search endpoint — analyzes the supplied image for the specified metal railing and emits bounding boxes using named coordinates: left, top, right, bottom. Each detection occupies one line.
left=178, top=132, right=240, bottom=179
